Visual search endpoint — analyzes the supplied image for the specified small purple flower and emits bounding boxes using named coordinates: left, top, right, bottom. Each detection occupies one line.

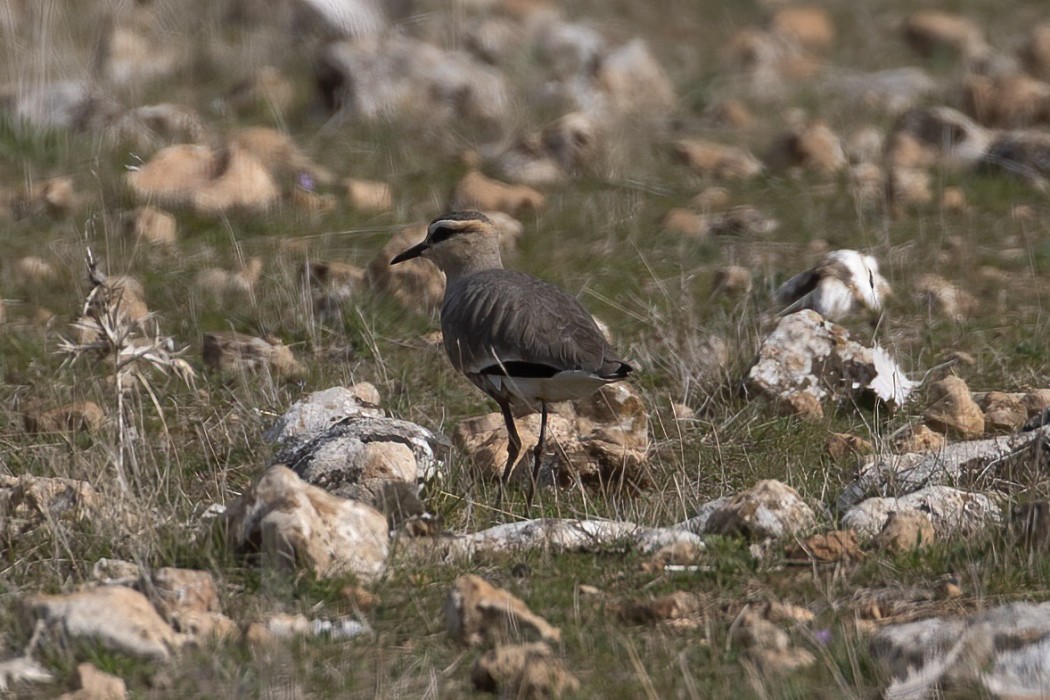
left=297, top=172, right=315, bottom=192
left=813, top=628, right=833, bottom=645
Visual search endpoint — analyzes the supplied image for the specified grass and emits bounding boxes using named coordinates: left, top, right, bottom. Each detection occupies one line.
left=2, top=0, right=1050, bottom=697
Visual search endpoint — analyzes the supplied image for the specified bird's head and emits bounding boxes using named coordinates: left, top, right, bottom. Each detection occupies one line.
left=390, top=211, right=501, bottom=277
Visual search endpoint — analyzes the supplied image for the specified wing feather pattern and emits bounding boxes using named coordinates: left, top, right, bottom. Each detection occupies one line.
left=442, top=270, right=627, bottom=379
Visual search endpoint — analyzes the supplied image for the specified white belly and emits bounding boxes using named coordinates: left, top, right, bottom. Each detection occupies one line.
left=479, top=370, right=610, bottom=405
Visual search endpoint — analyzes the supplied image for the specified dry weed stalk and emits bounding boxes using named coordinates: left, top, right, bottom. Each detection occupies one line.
left=57, top=249, right=196, bottom=495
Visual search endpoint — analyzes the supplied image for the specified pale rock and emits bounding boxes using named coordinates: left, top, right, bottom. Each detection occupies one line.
left=367, top=225, right=446, bottom=313
left=595, top=39, right=675, bottom=117
left=674, top=138, right=764, bottom=180
left=893, top=424, right=946, bottom=453
left=112, top=103, right=209, bottom=151
left=290, top=186, right=337, bottom=215
left=540, top=111, right=598, bottom=173
left=460, top=383, right=648, bottom=488
left=482, top=135, right=569, bottom=186
left=307, top=260, right=365, bottom=300
left=776, top=250, right=890, bottom=321
left=23, top=401, right=105, bottom=434
left=711, top=266, right=752, bottom=297
left=842, top=486, right=1000, bottom=539
left=14, top=256, right=57, bottom=285
left=1021, top=23, right=1050, bottom=81
left=268, top=389, right=446, bottom=509
left=0, top=656, right=53, bottom=692
left=223, top=66, right=297, bottom=116
left=0, top=474, right=98, bottom=523
left=446, top=574, right=560, bottom=646
left=692, top=186, right=730, bottom=211
left=417, top=518, right=705, bottom=561
left=646, top=540, right=705, bottom=570
left=671, top=403, right=695, bottom=421
left=924, top=376, right=985, bottom=438
left=344, top=178, right=392, bottom=214
left=706, top=98, right=755, bottom=129
left=471, top=642, right=579, bottom=699
left=25, top=586, right=183, bottom=660
left=195, top=257, right=263, bottom=302
left=771, top=6, right=835, bottom=52
left=454, top=412, right=508, bottom=455
left=871, top=511, right=936, bottom=552
left=202, top=331, right=305, bottom=378
left=873, top=602, right=1050, bottom=699
left=765, top=120, right=847, bottom=175
left=244, top=613, right=311, bottom=647
left=696, top=480, right=815, bottom=540
left=84, top=275, right=151, bottom=331
left=121, top=207, right=176, bottom=248
left=264, top=385, right=384, bottom=445
left=914, top=274, right=978, bottom=321
left=822, top=67, right=936, bottom=115
left=316, top=37, right=508, bottom=125
left=467, top=411, right=575, bottom=483
left=91, top=558, right=140, bottom=585
left=903, top=11, right=987, bottom=57
left=97, top=21, right=181, bottom=88
left=963, top=73, right=1050, bottom=129
left=5, top=80, right=99, bottom=132
left=747, top=310, right=914, bottom=415
left=887, top=166, right=932, bottom=213
left=841, top=426, right=1050, bottom=506
left=17, top=176, right=77, bottom=218
left=939, top=186, right=967, bottom=212
left=764, top=601, right=816, bottom=625
left=58, top=662, right=127, bottom=700
left=127, top=144, right=279, bottom=214
left=224, top=466, right=389, bottom=582
left=574, top=382, right=648, bottom=451
left=230, top=127, right=333, bottom=185
left=620, top=590, right=704, bottom=624
left=845, top=126, right=885, bottom=164
left=661, top=207, right=706, bottom=238
left=452, top=170, right=546, bottom=215
left=279, top=419, right=440, bottom=507
left=979, top=391, right=1027, bottom=433
left=784, top=529, right=862, bottom=563
left=149, top=568, right=221, bottom=621
left=733, top=609, right=815, bottom=675
left=1023, top=389, right=1050, bottom=417
left=825, top=432, right=872, bottom=461
left=720, top=28, right=817, bottom=97
left=704, top=205, right=779, bottom=237
left=532, top=18, right=606, bottom=78
left=777, top=392, right=824, bottom=420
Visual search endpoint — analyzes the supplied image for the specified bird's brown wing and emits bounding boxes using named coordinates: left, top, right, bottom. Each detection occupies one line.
left=441, top=269, right=625, bottom=377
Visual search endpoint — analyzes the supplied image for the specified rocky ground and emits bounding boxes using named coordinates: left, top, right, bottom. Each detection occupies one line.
left=2, top=0, right=1050, bottom=697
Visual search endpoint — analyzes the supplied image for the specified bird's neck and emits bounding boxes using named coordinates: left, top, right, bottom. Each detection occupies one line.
left=439, top=249, right=504, bottom=285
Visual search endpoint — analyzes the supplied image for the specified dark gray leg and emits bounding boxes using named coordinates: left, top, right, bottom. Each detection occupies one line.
left=526, top=402, right=548, bottom=511
left=496, top=399, right=521, bottom=509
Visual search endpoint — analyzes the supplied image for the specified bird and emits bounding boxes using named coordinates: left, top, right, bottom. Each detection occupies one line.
left=390, top=211, right=633, bottom=508
left=775, top=249, right=890, bottom=321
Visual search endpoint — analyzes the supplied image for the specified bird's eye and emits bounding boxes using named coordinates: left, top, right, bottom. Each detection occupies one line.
left=429, top=225, right=456, bottom=244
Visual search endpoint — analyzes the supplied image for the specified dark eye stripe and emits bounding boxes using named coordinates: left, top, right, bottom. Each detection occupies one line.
left=430, top=225, right=457, bottom=243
